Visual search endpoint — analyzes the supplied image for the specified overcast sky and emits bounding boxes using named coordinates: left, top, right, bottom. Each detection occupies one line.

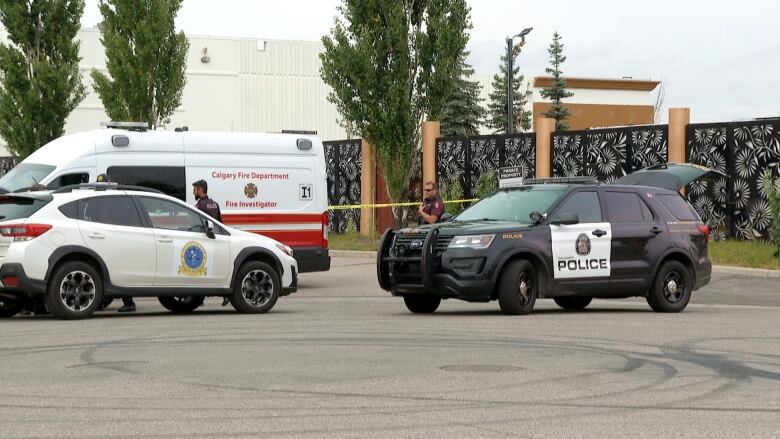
left=82, top=0, right=780, bottom=123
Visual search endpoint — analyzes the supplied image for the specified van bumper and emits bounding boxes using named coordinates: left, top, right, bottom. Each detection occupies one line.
left=293, top=247, right=330, bottom=273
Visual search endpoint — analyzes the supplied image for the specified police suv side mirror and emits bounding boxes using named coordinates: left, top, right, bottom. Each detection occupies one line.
left=550, top=213, right=580, bottom=226
left=206, top=220, right=216, bottom=239
left=440, top=213, right=454, bottom=223
left=529, top=211, right=544, bottom=224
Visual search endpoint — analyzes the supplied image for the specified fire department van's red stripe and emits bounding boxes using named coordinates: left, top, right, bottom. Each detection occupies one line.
left=221, top=213, right=323, bottom=224
left=247, top=230, right=322, bottom=247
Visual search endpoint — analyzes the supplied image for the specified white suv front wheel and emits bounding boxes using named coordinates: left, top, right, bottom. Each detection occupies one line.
left=45, top=261, right=103, bottom=320
left=230, top=261, right=280, bottom=314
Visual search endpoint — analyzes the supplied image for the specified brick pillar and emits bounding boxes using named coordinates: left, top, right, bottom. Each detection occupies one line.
left=668, top=108, right=690, bottom=164
left=535, top=118, right=556, bottom=178
left=422, top=121, right=440, bottom=188
left=359, top=139, right=376, bottom=237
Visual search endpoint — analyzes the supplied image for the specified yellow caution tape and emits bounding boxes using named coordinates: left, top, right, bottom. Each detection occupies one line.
left=328, top=199, right=479, bottom=211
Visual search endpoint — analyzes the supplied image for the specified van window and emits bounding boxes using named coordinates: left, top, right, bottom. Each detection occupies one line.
left=0, top=163, right=55, bottom=192
left=107, top=166, right=186, bottom=201
left=47, top=173, right=90, bottom=189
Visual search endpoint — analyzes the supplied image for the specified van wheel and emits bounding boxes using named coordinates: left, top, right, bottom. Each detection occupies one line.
left=647, top=260, right=692, bottom=313
left=497, top=259, right=538, bottom=315
left=403, top=295, right=441, bottom=313
left=45, top=262, right=102, bottom=320
left=230, top=261, right=280, bottom=314
left=554, top=296, right=592, bottom=310
left=0, top=297, right=23, bottom=318
left=158, top=296, right=205, bottom=313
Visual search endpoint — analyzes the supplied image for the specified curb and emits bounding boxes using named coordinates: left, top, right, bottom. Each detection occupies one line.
left=712, top=265, right=780, bottom=278
left=329, top=251, right=780, bottom=278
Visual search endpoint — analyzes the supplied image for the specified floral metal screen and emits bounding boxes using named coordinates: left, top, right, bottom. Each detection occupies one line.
left=553, top=126, right=668, bottom=182
left=324, top=139, right=361, bottom=233
left=687, top=120, right=780, bottom=240
left=436, top=133, right=536, bottom=198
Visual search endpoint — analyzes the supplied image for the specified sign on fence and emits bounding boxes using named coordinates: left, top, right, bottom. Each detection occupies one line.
left=498, top=166, right=525, bottom=188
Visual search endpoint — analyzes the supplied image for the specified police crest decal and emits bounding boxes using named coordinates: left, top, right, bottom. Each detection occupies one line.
left=575, top=233, right=592, bottom=256
left=178, top=241, right=208, bottom=276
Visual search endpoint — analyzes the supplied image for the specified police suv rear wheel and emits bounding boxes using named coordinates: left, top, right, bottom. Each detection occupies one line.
left=403, top=295, right=441, bottom=313
left=647, top=260, right=692, bottom=313
left=0, top=297, right=23, bottom=318
left=158, top=296, right=205, bottom=313
left=498, top=259, right=538, bottom=315
left=554, top=296, right=592, bottom=310
left=230, top=261, right=280, bottom=314
left=45, top=261, right=103, bottom=320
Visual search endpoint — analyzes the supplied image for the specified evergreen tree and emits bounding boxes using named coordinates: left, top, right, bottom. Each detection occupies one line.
left=0, top=0, right=86, bottom=159
left=440, top=52, right=485, bottom=137
left=540, top=31, right=574, bottom=131
left=486, top=47, right=532, bottom=134
left=321, top=0, right=470, bottom=227
left=91, top=0, right=189, bottom=128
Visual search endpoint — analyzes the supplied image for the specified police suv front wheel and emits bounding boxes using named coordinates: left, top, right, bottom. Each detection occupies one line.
left=403, top=295, right=441, bottom=313
left=647, top=260, right=692, bottom=313
left=45, top=261, right=103, bottom=320
left=230, top=261, right=280, bottom=314
left=497, top=259, right=538, bottom=315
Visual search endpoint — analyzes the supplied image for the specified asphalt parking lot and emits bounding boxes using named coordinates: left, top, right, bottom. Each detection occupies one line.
left=1, top=257, right=779, bottom=438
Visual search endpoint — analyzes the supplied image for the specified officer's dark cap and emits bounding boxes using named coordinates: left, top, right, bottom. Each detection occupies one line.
left=192, top=179, right=208, bottom=192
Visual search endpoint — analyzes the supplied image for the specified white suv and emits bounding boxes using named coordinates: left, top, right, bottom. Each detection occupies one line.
left=0, top=183, right=298, bottom=319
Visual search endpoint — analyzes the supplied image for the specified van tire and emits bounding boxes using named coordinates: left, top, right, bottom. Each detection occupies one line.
left=45, top=261, right=103, bottom=320
left=230, top=261, right=280, bottom=314
left=554, top=296, right=592, bottom=310
left=647, top=260, right=692, bottom=313
left=497, top=259, right=538, bottom=315
left=0, top=298, right=23, bottom=318
left=158, top=296, right=205, bottom=313
left=403, top=295, right=441, bottom=313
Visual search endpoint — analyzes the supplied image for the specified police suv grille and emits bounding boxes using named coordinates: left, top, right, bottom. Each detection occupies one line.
left=436, top=236, right=453, bottom=252
left=392, top=234, right=426, bottom=257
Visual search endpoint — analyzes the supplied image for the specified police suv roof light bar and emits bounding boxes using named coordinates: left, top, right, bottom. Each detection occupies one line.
left=100, top=121, right=149, bottom=132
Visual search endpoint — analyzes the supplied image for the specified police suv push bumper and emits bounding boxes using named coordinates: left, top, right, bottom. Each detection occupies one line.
left=377, top=228, right=497, bottom=300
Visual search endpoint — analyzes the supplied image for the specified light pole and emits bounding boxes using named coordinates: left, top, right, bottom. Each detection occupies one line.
left=505, top=27, right=532, bottom=134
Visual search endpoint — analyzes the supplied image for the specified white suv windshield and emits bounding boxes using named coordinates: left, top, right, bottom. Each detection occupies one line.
left=0, top=163, right=55, bottom=192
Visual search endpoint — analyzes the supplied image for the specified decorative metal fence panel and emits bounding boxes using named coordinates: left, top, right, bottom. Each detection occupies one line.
left=436, top=133, right=536, bottom=198
left=323, top=139, right=361, bottom=233
left=687, top=120, right=780, bottom=240
left=552, top=126, right=669, bottom=182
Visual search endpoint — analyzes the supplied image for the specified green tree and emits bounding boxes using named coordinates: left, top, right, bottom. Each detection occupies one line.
left=486, top=49, right=531, bottom=133
left=321, top=0, right=470, bottom=227
left=91, top=0, right=189, bottom=128
left=540, top=31, right=573, bottom=131
left=0, top=0, right=86, bottom=159
left=441, top=52, right=485, bottom=137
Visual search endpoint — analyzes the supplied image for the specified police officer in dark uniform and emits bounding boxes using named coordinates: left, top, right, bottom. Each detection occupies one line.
left=96, top=174, right=137, bottom=313
left=418, top=181, right=445, bottom=225
left=192, top=180, right=222, bottom=222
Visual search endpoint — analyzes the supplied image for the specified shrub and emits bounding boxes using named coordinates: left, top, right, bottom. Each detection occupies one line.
left=766, top=173, right=780, bottom=257
left=476, top=170, right=498, bottom=199
left=439, top=176, right=465, bottom=216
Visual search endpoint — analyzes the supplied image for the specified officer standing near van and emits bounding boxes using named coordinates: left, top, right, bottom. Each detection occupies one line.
left=192, top=180, right=223, bottom=222
left=418, top=181, right=445, bottom=225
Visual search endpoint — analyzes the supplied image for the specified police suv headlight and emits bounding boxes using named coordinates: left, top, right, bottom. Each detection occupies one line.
left=276, top=244, right=293, bottom=257
left=448, top=234, right=495, bottom=249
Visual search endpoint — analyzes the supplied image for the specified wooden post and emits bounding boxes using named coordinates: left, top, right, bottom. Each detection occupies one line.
left=668, top=108, right=690, bottom=164
left=422, top=121, right=440, bottom=188
left=359, top=139, right=376, bottom=237
left=535, top=118, right=556, bottom=178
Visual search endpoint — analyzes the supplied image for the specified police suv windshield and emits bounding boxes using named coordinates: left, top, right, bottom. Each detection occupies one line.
left=456, top=186, right=566, bottom=223
left=0, top=163, right=55, bottom=192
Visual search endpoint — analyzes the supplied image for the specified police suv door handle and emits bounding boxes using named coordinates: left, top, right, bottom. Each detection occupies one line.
left=592, top=229, right=608, bottom=237
left=87, top=233, right=105, bottom=240
left=157, top=237, right=173, bottom=243
left=650, top=226, right=663, bottom=235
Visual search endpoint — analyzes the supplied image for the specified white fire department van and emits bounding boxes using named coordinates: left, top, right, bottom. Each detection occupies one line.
left=0, top=123, right=330, bottom=272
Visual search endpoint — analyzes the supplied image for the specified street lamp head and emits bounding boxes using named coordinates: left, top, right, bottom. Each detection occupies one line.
left=518, top=27, right=533, bottom=38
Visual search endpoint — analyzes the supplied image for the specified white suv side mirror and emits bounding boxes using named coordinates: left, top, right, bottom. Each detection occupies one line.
left=206, top=220, right=216, bottom=239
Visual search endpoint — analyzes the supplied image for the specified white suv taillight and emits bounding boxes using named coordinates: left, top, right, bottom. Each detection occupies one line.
left=0, top=224, right=53, bottom=242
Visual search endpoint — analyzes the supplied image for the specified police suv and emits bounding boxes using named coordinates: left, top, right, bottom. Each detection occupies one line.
left=0, top=183, right=297, bottom=319
left=377, top=164, right=714, bottom=315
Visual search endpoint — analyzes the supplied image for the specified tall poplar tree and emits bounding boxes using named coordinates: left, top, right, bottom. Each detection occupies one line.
left=540, top=31, right=574, bottom=131
left=440, top=52, right=485, bottom=137
left=321, top=0, right=470, bottom=226
left=91, top=0, right=189, bottom=128
left=486, top=50, right=531, bottom=133
left=0, top=0, right=86, bottom=159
